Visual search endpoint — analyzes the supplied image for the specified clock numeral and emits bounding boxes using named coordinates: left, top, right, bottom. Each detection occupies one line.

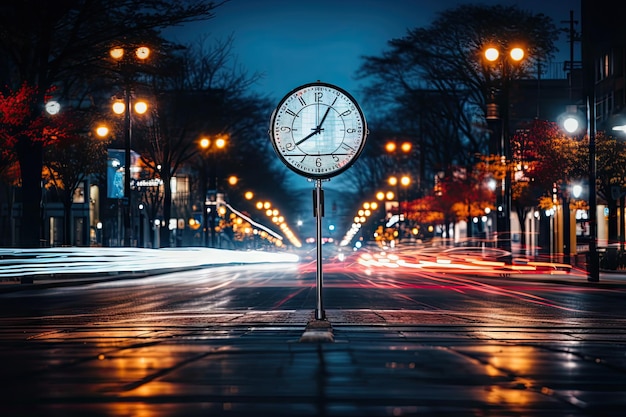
left=332, top=154, right=339, bottom=162
left=346, top=128, right=356, bottom=133
left=285, top=142, right=295, bottom=151
left=316, top=157, right=322, bottom=167
left=280, top=126, right=291, bottom=132
left=301, top=155, right=307, bottom=163
left=315, top=92, right=323, bottom=102
left=340, top=109, right=351, bottom=117
left=286, top=109, right=298, bottom=117
left=298, top=96, right=306, bottom=106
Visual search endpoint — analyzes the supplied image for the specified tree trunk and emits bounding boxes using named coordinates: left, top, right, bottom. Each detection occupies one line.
left=16, top=137, right=43, bottom=248
left=466, top=201, right=473, bottom=239
left=515, top=205, right=528, bottom=253
left=0, top=185, right=16, bottom=246
left=63, top=196, right=73, bottom=246
left=160, top=171, right=173, bottom=247
left=608, top=199, right=618, bottom=245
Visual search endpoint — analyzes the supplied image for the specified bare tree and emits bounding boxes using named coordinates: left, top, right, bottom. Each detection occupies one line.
left=357, top=4, right=560, bottom=238
left=134, top=35, right=290, bottom=246
left=357, top=4, right=559, bottom=182
left=0, top=0, right=226, bottom=247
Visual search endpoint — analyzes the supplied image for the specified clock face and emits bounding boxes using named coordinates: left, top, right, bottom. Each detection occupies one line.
left=269, top=82, right=367, bottom=179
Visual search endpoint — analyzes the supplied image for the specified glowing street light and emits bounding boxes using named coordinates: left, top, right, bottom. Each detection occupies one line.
left=95, top=125, right=110, bottom=138
left=563, top=116, right=580, bottom=134
left=45, top=100, right=61, bottom=115
left=485, top=46, right=525, bottom=63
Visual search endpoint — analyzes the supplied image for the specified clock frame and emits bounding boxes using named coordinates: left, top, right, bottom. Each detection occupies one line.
left=269, top=82, right=368, bottom=179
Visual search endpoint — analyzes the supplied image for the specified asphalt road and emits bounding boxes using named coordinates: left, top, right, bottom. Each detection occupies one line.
left=1, top=259, right=626, bottom=416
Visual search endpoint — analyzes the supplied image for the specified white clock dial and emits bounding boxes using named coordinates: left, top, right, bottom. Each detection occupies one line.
left=269, top=82, right=367, bottom=179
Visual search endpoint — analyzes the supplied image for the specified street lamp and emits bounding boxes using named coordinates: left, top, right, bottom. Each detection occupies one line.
left=483, top=44, right=527, bottom=258
left=45, top=100, right=61, bottom=115
left=563, top=116, right=580, bottom=134
left=199, top=135, right=227, bottom=191
left=95, top=125, right=110, bottom=138
left=111, top=96, right=148, bottom=246
left=386, top=139, right=413, bottom=243
left=385, top=140, right=412, bottom=155
left=109, top=44, right=151, bottom=247
left=375, top=190, right=399, bottom=246
left=198, top=135, right=228, bottom=247
left=558, top=102, right=599, bottom=278
left=388, top=175, right=411, bottom=242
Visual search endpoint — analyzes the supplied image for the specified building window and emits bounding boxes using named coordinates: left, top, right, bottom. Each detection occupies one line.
left=603, top=53, right=611, bottom=79
left=73, top=182, right=85, bottom=203
left=596, top=52, right=613, bottom=82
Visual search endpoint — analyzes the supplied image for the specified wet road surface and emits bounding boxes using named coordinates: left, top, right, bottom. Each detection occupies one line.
left=1, top=262, right=626, bottom=416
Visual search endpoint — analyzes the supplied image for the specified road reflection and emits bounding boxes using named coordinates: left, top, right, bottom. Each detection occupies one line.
left=350, top=245, right=584, bottom=277
left=2, top=245, right=626, bottom=416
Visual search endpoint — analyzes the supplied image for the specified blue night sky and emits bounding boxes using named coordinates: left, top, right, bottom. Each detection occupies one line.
left=165, top=0, right=581, bottom=231
left=168, top=0, right=581, bottom=101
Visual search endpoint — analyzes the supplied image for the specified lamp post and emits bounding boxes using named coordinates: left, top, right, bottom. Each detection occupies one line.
left=376, top=190, right=397, bottom=246
left=580, top=1, right=599, bottom=281
left=561, top=106, right=598, bottom=279
left=385, top=140, right=412, bottom=243
left=109, top=45, right=151, bottom=247
left=111, top=97, right=148, bottom=246
left=199, top=135, right=227, bottom=247
left=385, top=142, right=412, bottom=185
left=483, top=45, right=526, bottom=258
left=388, top=175, right=411, bottom=242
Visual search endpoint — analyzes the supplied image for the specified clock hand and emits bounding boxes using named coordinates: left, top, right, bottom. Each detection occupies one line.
left=315, top=98, right=337, bottom=135
left=295, top=100, right=337, bottom=146
left=317, top=100, right=334, bottom=130
left=294, top=126, right=320, bottom=146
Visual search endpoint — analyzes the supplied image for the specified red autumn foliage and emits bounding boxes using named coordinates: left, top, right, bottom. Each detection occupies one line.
left=0, top=82, right=74, bottom=148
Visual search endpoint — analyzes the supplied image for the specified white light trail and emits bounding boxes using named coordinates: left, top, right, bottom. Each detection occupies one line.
left=0, top=247, right=299, bottom=280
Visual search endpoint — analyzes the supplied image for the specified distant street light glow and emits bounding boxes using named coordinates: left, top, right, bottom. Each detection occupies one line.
left=484, top=47, right=499, bottom=61
left=45, top=100, right=61, bottom=115
left=96, top=126, right=109, bottom=137
left=135, top=46, right=151, bottom=60
left=109, top=48, right=124, bottom=60
left=134, top=101, right=148, bottom=114
left=563, top=116, right=580, bottom=133
left=509, top=47, right=525, bottom=61
left=112, top=101, right=125, bottom=114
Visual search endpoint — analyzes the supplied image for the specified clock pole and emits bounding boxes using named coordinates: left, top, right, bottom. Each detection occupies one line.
left=314, top=178, right=326, bottom=320
left=269, top=82, right=368, bottom=322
